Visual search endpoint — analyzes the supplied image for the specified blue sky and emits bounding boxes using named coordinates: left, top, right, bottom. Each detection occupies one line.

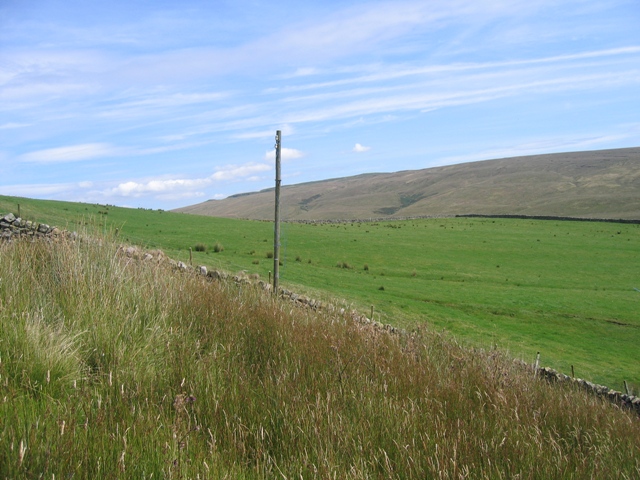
left=1, top=0, right=639, bottom=210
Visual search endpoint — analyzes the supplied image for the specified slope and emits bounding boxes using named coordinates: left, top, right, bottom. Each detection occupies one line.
left=174, top=147, right=640, bottom=220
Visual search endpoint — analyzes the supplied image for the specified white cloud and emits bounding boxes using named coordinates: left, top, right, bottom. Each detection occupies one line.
left=111, top=178, right=211, bottom=197
left=0, top=182, right=80, bottom=197
left=233, top=124, right=295, bottom=140
left=210, top=162, right=271, bottom=181
left=109, top=162, right=272, bottom=197
left=432, top=132, right=638, bottom=166
left=156, top=191, right=207, bottom=201
left=263, top=147, right=305, bottom=162
left=353, top=143, right=371, bottom=153
left=0, top=122, right=30, bottom=130
left=19, top=143, right=116, bottom=164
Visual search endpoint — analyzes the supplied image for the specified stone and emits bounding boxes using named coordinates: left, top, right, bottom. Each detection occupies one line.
left=3, top=213, right=15, bottom=223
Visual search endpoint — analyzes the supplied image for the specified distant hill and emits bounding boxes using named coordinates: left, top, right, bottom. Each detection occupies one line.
left=174, top=147, right=640, bottom=220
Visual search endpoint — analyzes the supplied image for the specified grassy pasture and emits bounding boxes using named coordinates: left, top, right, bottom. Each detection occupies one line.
left=2, top=194, right=639, bottom=390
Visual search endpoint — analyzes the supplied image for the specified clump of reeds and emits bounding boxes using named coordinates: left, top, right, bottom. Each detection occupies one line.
left=1, top=234, right=639, bottom=478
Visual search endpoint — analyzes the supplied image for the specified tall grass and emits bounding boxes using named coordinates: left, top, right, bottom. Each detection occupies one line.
left=1, top=235, right=639, bottom=478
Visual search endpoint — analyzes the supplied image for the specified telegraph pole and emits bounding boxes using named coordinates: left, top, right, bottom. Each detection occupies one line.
left=273, top=130, right=282, bottom=294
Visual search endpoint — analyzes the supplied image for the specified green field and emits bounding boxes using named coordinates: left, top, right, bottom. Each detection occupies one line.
left=2, top=194, right=639, bottom=390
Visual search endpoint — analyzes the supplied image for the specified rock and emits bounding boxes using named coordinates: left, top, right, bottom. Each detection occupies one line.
left=209, top=270, right=228, bottom=281
left=197, top=265, right=207, bottom=276
left=3, top=213, right=15, bottom=223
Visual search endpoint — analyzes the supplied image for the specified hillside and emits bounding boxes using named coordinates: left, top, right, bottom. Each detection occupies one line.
left=174, top=147, right=640, bottom=220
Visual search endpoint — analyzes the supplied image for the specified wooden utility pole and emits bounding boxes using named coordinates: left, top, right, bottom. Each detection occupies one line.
left=273, top=130, right=282, bottom=294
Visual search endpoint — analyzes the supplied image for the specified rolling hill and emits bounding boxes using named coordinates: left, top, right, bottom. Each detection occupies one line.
left=174, top=147, right=640, bottom=220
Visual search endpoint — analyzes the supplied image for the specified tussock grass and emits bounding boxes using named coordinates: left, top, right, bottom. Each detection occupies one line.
left=1, top=235, right=639, bottom=478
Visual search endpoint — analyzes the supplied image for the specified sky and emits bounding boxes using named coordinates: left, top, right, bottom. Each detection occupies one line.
left=1, top=0, right=639, bottom=210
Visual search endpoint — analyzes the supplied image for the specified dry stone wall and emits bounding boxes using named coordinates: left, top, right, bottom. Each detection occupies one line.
left=1, top=212, right=76, bottom=241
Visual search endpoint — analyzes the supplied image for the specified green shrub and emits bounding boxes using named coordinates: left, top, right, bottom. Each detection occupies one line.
left=213, top=242, right=224, bottom=253
left=194, top=243, right=207, bottom=252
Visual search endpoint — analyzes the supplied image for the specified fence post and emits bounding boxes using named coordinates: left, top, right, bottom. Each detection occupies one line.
left=273, top=130, right=281, bottom=294
left=533, top=352, right=540, bottom=375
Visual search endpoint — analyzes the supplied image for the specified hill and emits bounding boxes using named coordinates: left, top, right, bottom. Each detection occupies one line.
left=174, top=147, right=640, bottom=220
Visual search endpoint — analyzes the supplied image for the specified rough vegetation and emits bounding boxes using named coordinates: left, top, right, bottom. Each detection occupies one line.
left=1, top=232, right=639, bottom=478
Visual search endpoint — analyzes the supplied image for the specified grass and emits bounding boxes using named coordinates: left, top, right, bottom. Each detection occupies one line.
left=1, top=232, right=639, bottom=478
left=1, top=194, right=639, bottom=391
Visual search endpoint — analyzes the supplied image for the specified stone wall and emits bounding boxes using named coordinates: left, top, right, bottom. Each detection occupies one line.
left=0, top=212, right=76, bottom=241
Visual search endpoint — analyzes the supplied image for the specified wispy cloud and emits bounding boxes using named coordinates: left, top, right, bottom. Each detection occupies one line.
left=18, top=143, right=117, bottom=164
left=433, top=132, right=640, bottom=167
left=0, top=122, right=30, bottom=129
left=0, top=181, right=91, bottom=197
left=264, top=148, right=305, bottom=162
left=353, top=143, right=371, bottom=153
